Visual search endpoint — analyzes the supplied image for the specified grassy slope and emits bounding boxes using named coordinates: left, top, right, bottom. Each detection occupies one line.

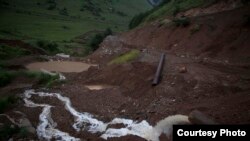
left=143, top=0, right=216, bottom=23
left=109, top=49, right=140, bottom=65
left=0, top=0, right=151, bottom=41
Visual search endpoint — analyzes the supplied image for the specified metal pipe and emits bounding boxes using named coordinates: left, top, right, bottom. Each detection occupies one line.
left=152, top=53, right=165, bottom=86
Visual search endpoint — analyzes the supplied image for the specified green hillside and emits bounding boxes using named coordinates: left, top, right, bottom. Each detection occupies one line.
left=0, top=0, right=150, bottom=45
left=129, top=0, right=218, bottom=29
left=144, top=0, right=216, bottom=22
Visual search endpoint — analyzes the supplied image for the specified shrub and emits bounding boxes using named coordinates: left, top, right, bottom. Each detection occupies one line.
left=90, top=34, right=103, bottom=51
left=129, top=0, right=171, bottom=29
left=89, top=28, right=112, bottom=51
left=0, top=69, right=60, bottom=88
left=47, top=4, right=56, bottom=10
left=62, top=25, right=70, bottom=29
left=36, top=40, right=59, bottom=54
left=0, top=62, right=7, bottom=70
left=80, top=0, right=102, bottom=16
left=23, top=71, right=60, bottom=87
left=59, top=7, right=68, bottom=16
left=116, top=11, right=127, bottom=17
left=0, top=71, right=14, bottom=87
left=37, top=73, right=59, bottom=86
left=47, top=0, right=56, bottom=4
left=172, top=5, right=180, bottom=16
left=129, top=12, right=149, bottom=29
left=190, top=24, right=201, bottom=34
left=46, top=42, right=58, bottom=52
left=0, top=95, right=18, bottom=113
left=173, top=17, right=190, bottom=27
left=36, top=40, right=45, bottom=48
left=0, top=124, right=27, bottom=140
left=103, top=28, right=112, bottom=36
left=0, top=45, right=31, bottom=60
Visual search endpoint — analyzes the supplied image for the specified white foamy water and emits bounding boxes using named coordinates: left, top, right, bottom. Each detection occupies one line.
left=23, top=90, right=189, bottom=141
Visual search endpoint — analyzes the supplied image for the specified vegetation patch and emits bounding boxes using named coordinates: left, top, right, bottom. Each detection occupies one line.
left=0, top=124, right=28, bottom=140
left=129, top=10, right=151, bottom=29
left=108, top=50, right=140, bottom=65
left=59, top=7, right=69, bottom=16
left=0, top=70, right=15, bottom=87
left=0, top=62, right=8, bottom=70
left=21, top=71, right=60, bottom=88
left=46, top=0, right=57, bottom=10
left=0, top=70, right=60, bottom=88
left=129, top=1, right=169, bottom=29
left=0, top=95, right=18, bottom=113
left=190, top=24, right=201, bottom=34
left=0, top=45, right=31, bottom=60
left=36, top=40, right=59, bottom=54
left=130, top=0, right=221, bottom=27
left=80, top=0, right=102, bottom=16
left=89, top=28, right=112, bottom=51
left=173, top=17, right=190, bottom=27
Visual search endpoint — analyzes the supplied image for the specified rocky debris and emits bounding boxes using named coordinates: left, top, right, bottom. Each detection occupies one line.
left=180, top=55, right=185, bottom=58
left=189, top=110, right=218, bottom=124
left=41, top=69, right=66, bottom=80
left=121, top=109, right=126, bottom=113
left=18, top=118, right=36, bottom=134
left=179, top=66, right=187, bottom=73
left=56, top=53, right=70, bottom=58
left=0, top=114, right=18, bottom=126
left=0, top=113, right=36, bottom=135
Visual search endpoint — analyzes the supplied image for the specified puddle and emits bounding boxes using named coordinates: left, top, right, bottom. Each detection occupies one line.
left=26, top=61, right=97, bottom=73
left=85, top=85, right=114, bottom=90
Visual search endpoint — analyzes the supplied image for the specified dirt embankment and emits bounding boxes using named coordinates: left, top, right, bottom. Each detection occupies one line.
left=177, top=0, right=244, bottom=18
left=1, top=4, right=250, bottom=141
left=80, top=4, right=250, bottom=126
left=121, top=5, right=250, bottom=64
left=54, top=5, right=249, bottom=129
left=76, top=4, right=250, bottom=125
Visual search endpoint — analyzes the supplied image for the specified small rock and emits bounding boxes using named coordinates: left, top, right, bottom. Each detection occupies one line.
left=180, top=55, right=185, bottom=58
left=56, top=53, right=70, bottom=58
left=179, top=66, right=187, bottom=73
left=203, top=57, right=208, bottom=61
left=194, top=86, right=199, bottom=89
left=18, top=118, right=36, bottom=134
left=189, top=110, right=218, bottom=124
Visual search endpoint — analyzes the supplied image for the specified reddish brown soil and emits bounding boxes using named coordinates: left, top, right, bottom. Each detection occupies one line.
left=1, top=4, right=250, bottom=141
left=121, top=6, right=250, bottom=64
